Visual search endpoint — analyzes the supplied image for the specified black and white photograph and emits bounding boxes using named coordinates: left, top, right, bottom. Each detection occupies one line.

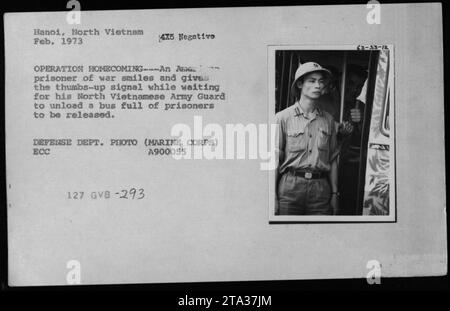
left=1, top=1, right=446, bottom=291
left=269, top=46, right=395, bottom=222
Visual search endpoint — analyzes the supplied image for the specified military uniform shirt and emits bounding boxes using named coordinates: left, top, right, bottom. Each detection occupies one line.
left=276, top=101, right=338, bottom=174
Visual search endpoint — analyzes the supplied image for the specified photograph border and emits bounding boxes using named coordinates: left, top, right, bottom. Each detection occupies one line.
left=267, top=44, right=396, bottom=223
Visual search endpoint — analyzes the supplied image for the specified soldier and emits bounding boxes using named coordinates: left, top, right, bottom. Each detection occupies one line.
left=275, top=62, right=339, bottom=215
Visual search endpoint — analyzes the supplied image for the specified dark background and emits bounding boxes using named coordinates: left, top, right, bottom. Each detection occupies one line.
left=275, top=50, right=371, bottom=113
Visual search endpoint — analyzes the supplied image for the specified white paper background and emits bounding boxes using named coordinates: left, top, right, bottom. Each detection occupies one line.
left=5, top=4, right=446, bottom=285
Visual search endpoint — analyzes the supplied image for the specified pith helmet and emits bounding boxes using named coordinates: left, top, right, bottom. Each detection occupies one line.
left=291, top=62, right=331, bottom=89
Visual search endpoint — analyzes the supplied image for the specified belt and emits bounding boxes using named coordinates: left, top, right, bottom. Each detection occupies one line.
left=287, top=169, right=327, bottom=179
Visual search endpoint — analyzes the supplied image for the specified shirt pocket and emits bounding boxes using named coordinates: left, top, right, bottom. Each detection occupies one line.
left=317, top=127, right=330, bottom=151
left=287, top=130, right=307, bottom=152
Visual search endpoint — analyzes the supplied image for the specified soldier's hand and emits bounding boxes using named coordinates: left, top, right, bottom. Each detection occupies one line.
left=350, top=108, right=362, bottom=123
left=338, top=121, right=353, bottom=135
left=350, top=101, right=363, bottom=123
